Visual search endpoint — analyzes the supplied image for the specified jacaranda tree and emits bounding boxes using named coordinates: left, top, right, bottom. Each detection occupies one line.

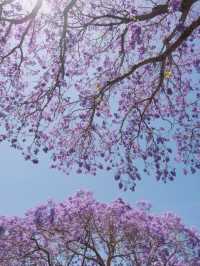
left=0, top=191, right=199, bottom=265
left=0, top=0, right=199, bottom=189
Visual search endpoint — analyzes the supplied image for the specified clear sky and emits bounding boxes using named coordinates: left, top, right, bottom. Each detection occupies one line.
left=0, top=141, right=199, bottom=229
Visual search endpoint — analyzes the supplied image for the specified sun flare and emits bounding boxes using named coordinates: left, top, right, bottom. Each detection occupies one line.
left=21, top=0, right=50, bottom=14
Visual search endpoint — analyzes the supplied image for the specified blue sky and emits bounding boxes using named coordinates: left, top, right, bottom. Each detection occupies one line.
left=0, top=141, right=199, bottom=229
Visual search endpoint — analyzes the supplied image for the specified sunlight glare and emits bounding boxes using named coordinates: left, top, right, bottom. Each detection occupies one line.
left=21, top=0, right=50, bottom=14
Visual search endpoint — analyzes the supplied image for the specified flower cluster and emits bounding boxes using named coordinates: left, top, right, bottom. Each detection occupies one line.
left=169, top=0, right=181, bottom=12
left=0, top=191, right=200, bottom=265
left=0, top=0, right=199, bottom=189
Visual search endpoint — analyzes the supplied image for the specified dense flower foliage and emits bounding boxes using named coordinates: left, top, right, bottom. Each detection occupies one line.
left=0, top=191, right=200, bottom=265
left=0, top=0, right=199, bottom=189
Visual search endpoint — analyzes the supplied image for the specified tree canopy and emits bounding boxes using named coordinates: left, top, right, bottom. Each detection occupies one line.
left=0, top=191, right=200, bottom=265
left=0, top=0, right=199, bottom=189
